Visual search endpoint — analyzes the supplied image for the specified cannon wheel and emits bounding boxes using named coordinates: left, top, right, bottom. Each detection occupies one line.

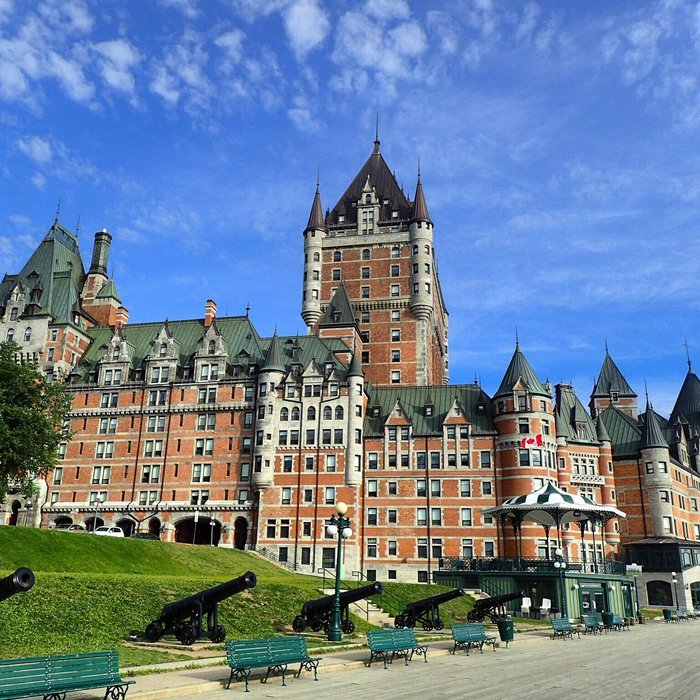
left=323, top=621, right=330, bottom=634
left=210, top=625, right=226, bottom=643
left=422, top=620, right=433, bottom=631
left=342, top=620, right=355, bottom=634
left=434, top=620, right=444, bottom=631
left=405, top=618, right=416, bottom=628
left=467, top=611, right=485, bottom=623
left=144, top=622, right=164, bottom=643
left=292, top=616, right=306, bottom=633
left=176, top=624, right=198, bottom=646
left=394, top=615, right=405, bottom=628
left=310, top=619, right=324, bottom=633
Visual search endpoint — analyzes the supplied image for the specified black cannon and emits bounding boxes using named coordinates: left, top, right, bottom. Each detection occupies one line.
left=394, top=587, right=465, bottom=630
left=144, top=571, right=257, bottom=645
left=292, top=581, right=383, bottom=634
left=0, top=567, right=35, bottom=602
left=467, top=590, right=525, bottom=623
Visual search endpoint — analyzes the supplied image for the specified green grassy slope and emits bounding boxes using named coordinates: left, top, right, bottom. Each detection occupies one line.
left=0, top=526, right=474, bottom=663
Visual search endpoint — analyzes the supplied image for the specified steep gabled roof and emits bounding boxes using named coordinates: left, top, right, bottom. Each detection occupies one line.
left=554, top=384, right=598, bottom=442
left=96, top=278, right=121, bottom=303
left=640, top=402, right=669, bottom=449
left=494, top=344, right=548, bottom=398
left=328, top=140, right=412, bottom=224
left=592, top=351, right=636, bottom=398
left=600, top=405, right=641, bottom=457
left=669, top=370, right=700, bottom=433
left=319, top=283, right=357, bottom=327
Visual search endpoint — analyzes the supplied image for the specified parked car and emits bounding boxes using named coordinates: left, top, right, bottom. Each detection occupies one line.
left=131, top=532, right=159, bottom=540
left=54, top=523, right=86, bottom=532
left=93, top=526, right=125, bottom=537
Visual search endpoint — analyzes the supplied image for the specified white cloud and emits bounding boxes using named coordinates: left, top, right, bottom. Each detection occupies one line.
left=17, top=135, right=52, bottom=164
left=0, top=0, right=13, bottom=23
left=94, top=39, right=140, bottom=95
left=31, top=172, right=46, bottom=189
left=287, top=94, right=319, bottom=131
left=282, top=0, right=330, bottom=60
left=215, top=29, right=245, bottom=70
left=156, top=0, right=198, bottom=19
left=364, top=0, right=410, bottom=22
left=38, top=0, right=94, bottom=34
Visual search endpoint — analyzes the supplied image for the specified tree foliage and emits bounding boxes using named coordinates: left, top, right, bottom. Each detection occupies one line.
left=0, top=341, right=72, bottom=499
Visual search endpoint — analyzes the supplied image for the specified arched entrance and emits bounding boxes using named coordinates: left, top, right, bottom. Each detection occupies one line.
left=647, top=580, right=673, bottom=606
left=116, top=518, right=135, bottom=537
left=86, top=516, right=104, bottom=532
left=8, top=500, right=20, bottom=526
left=148, top=517, right=161, bottom=537
left=234, top=517, right=248, bottom=550
left=175, top=517, right=221, bottom=545
left=53, top=516, right=72, bottom=527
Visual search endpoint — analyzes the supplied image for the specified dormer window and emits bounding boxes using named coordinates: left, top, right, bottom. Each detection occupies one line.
left=517, top=395, right=528, bottom=411
left=576, top=422, right=587, bottom=439
left=392, top=210, right=398, bottom=219
left=611, top=391, right=619, bottom=403
left=113, top=346, right=121, bottom=360
left=425, top=405, right=433, bottom=416
left=371, top=406, right=381, bottom=418
left=338, top=215, right=345, bottom=223
left=208, top=340, right=216, bottom=354
left=159, top=343, right=167, bottom=357
left=365, top=194, right=372, bottom=204
left=10, top=308, right=17, bottom=321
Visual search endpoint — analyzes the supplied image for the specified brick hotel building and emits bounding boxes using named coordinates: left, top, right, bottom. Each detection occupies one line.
left=3, top=138, right=700, bottom=607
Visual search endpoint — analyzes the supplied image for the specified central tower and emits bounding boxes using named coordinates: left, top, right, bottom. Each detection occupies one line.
left=300, top=137, right=449, bottom=386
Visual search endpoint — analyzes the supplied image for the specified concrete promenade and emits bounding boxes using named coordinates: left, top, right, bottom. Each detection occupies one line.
left=77, top=620, right=700, bottom=699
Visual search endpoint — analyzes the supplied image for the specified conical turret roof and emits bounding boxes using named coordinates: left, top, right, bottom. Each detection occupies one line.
left=328, top=139, right=412, bottom=224
left=596, top=414, right=611, bottom=443
left=495, top=344, right=548, bottom=398
left=669, top=370, right=700, bottom=432
left=347, top=352, right=364, bottom=378
left=318, top=283, right=357, bottom=327
left=261, top=330, right=285, bottom=373
left=592, top=351, right=636, bottom=398
left=306, top=182, right=325, bottom=231
left=96, top=278, right=121, bottom=303
left=640, top=402, right=668, bottom=449
left=411, top=174, right=431, bottom=224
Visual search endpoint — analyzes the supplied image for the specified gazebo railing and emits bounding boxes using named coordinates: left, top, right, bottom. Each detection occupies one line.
left=439, top=556, right=626, bottom=576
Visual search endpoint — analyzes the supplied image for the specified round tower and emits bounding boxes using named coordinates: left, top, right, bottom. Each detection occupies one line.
left=301, top=182, right=325, bottom=330
left=408, top=173, right=434, bottom=321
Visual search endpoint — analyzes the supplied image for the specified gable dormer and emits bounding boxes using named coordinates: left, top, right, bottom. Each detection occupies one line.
left=98, top=329, right=132, bottom=386
left=193, top=322, right=228, bottom=382
left=357, top=175, right=380, bottom=235
left=144, top=324, right=180, bottom=384
left=3, top=282, right=26, bottom=321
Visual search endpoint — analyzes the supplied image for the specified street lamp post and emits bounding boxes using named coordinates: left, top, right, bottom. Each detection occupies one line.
left=553, top=547, right=568, bottom=619
left=90, top=495, right=103, bottom=532
left=672, top=571, right=679, bottom=610
left=24, top=501, right=32, bottom=527
left=192, top=509, right=199, bottom=545
left=326, top=502, right=352, bottom=642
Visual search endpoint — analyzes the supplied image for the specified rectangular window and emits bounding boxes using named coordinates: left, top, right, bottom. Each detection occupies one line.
left=461, top=538, right=474, bottom=558
left=480, top=451, right=491, bottom=468
left=388, top=481, right=397, bottom=495
left=645, top=462, right=654, bottom=474
left=482, top=481, right=492, bottom=495
left=663, top=516, right=673, bottom=534
left=519, top=417, right=529, bottom=434
left=367, top=508, right=378, bottom=525
left=368, top=480, right=378, bottom=497
left=192, top=463, right=212, bottom=483
left=361, top=286, right=370, bottom=298
left=417, top=508, right=427, bottom=526
left=325, top=487, right=335, bottom=504
left=430, top=452, right=441, bottom=469
left=281, top=487, right=291, bottom=505
left=430, top=479, right=441, bottom=497
left=431, top=508, right=442, bottom=525
left=417, top=452, right=426, bottom=469
left=519, top=449, right=530, bottom=466
left=96, top=441, right=115, bottom=459
left=417, top=538, right=428, bottom=558
left=461, top=508, right=472, bottom=526
left=367, top=538, right=377, bottom=558
left=388, top=509, right=398, bottom=524
left=417, top=479, right=426, bottom=497
left=391, top=329, right=400, bottom=341
left=326, top=454, right=337, bottom=472
left=460, top=479, right=471, bottom=496
left=283, top=455, right=293, bottom=472
left=390, top=284, right=400, bottom=297
left=368, top=452, right=378, bottom=469
left=388, top=540, right=397, bottom=555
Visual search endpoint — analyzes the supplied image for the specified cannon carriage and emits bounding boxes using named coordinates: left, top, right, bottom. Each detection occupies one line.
left=292, top=582, right=383, bottom=634
left=466, top=590, right=525, bottom=623
left=144, top=571, right=257, bottom=645
left=394, top=587, right=465, bottom=630
left=0, top=567, right=35, bottom=603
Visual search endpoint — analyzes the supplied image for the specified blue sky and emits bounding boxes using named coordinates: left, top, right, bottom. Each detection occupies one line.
left=1, top=0, right=699, bottom=415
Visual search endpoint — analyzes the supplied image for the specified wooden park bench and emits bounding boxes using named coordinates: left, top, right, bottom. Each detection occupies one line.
left=581, top=613, right=605, bottom=634
left=367, top=628, right=428, bottom=669
left=225, top=636, right=320, bottom=692
left=0, top=650, right=133, bottom=700
left=451, top=623, right=497, bottom=655
left=551, top=618, right=581, bottom=640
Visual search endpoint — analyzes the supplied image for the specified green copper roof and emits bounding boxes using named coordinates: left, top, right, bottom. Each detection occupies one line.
left=319, top=283, right=357, bottom=327
left=494, top=344, right=548, bottom=398
left=592, top=352, right=636, bottom=398
left=365, top=384, right=494, bottom=437
left=554, top=384, right=598, bottom=443
left=640, top=403, right=668, bottom=449
left=669, top=370, right=700, bottom=433
left=600, top=405, right=641, bottom=457
left=596, top=414, right=611, bottom=442
left=96, top=278, right=121, bottom=303
left=260, top=331, right=285, bottom=373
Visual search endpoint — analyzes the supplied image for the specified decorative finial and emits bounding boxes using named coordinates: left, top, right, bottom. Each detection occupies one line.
left=54, top=198, right=61, bottom=224
left=75, top=213, right=80, bottom=237
left=605, top=338, right=609, bottom=355
left=245, top=302, right=250, bottom=317
left=316, top=168, right=320, bottom=192
left=515, top=326, right=520, bottom=349
left=644, top=379, right=649, bottom=407
left=373, top=113, right=380, bottom=154
left=684, top=338, right=692, bottom=371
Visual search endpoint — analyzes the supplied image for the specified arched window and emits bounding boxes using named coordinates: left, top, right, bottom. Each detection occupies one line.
left=362, top=249, right=370, bottom=260
left=208, top=340, right=216, bottom=354
left=280, top=407, right=289, bottom=421
left=24, top=327, right=31, bottom=342
left=335, top=406, right=344, bottom=420
left=323, top=406, right=332, bottom=420
left=113, top=346, right=121, bottom=360
left=291, top=407, right=300, bottom=421
left=413, top=244, right=418, bottom=255
left=307, top=406, right=316, bottom=421
left=6, top=328, right=14, bottom=341
left=333, top=251, right=341, bottom=262
left=160, top=343, right=167, bottom=356
left=10, top=308, right=18, bottom=321
left=313, top=252, right=320, bottom=262
left=365, top=194, right=372, bottom=204
left=424, top=244, right=430, bottom=255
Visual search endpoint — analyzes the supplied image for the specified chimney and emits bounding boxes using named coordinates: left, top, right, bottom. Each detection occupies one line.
left=115, top=306, right=129, bottom=330
left=204, top=299, right=217, bottom=327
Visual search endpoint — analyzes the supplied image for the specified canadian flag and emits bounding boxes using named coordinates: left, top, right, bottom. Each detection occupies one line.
left=521, top=435, right=544, bottom=449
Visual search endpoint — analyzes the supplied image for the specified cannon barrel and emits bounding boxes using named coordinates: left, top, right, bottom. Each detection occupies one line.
left=471, top=590, right=524, bottom=611
left=403, top=587, right=465, bottom=613
left=0, top=567, right=35, bottom=603
left=160, top=571, right=257, bottom=621
left=302, top=581, right=383, bottom=616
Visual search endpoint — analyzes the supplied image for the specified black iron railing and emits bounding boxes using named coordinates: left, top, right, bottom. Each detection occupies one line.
left=439, top=556, right=626, bottom=576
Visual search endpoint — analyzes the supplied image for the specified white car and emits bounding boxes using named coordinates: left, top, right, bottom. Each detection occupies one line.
left=93, top=526, right=125, bottom=537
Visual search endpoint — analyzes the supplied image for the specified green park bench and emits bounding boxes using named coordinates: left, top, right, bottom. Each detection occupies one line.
left=551, top=618, right=581, bottom=640
left=225, top=636, right=320, bottom=692
left=366, top=628, right=429, bottom=669
left=0, top=650, right=133, bottom=700
left=581, top=613, right=606, bottom=634
left=450, top=623, right=497, bottom=655
left=611, top=614, right=630, bottom=631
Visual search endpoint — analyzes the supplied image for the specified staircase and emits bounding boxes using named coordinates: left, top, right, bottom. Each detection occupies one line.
left=320, top=589, right=395, bottom=628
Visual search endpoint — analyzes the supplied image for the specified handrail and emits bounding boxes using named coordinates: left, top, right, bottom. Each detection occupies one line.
left=248, top=544, right=296, bottom=572
left=439, top=556, right=626, bottom=576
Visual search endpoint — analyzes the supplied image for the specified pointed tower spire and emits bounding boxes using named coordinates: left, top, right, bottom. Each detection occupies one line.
left=306, top=177, right=326, bottom=231
left=684, top=338, right=692, bottom=371
left=411, top=167, right=432, bottom=224
left=495, top=343, right=548, bottom=397
left=347, top=351, right=364, bottom=378
left=596, top=414, right=611, bottom=443
left=54, top=198, right=61, bottom=224
left=261, top=330, right=285, bottom=373
left=640, top=402, right=668, bottom=449
left=373, top=112, right=380, bottom=154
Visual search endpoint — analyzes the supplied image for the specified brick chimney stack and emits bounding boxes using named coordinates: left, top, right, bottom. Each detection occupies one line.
left=204, top=299, right=217, bottom=327
left=115, top=307, right=129, bottom=330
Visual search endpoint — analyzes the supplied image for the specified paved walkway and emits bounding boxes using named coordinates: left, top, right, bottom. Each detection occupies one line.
left=75, top=620, right=700, bottom=699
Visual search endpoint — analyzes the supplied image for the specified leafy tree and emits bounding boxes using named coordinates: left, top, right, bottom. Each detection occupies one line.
left=0, top=341, right=72, bottom=500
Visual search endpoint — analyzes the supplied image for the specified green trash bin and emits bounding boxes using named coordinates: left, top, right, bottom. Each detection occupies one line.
left=496, top=617, right=514, bottom=647
left=663, top=609, right=673, bottom=622
left=601, top=611, right=614, bottom=630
